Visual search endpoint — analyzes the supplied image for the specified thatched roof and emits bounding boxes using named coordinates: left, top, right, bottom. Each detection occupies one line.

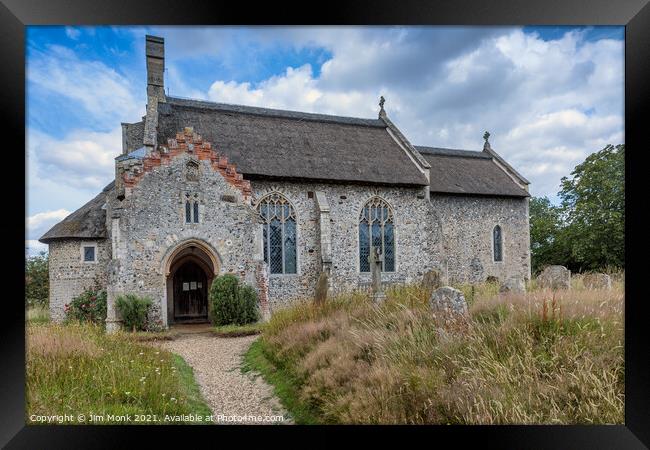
left=41, top=99, right=531, bottom=243
left=417, top=146, right=529, bottom=197
left=39, top=182, right=113, bottom=243
left=156, top=97, right=429, bottom=186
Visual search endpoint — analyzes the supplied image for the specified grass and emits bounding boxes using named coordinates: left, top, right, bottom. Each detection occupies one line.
left=27, top=305, right=50, bottom=325
left=246, top=277, right=624, bottom=425
left=242, top=339, right=319, bottom=424
left=26, top=322, right=212, bottom=424
left=212, top=322, right=263, bottom=337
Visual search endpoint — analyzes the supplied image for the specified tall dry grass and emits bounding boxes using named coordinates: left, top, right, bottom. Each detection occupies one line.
left=255, top=278, right=624, bottom=424
left=26, top=322, right=211, bottom=423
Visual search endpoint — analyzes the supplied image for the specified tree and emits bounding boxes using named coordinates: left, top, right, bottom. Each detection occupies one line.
left=559, top=144, right=624, bottom=271
left=25, top=251, right=49, bottom=306
left=529, top=196, right=566, bottom=273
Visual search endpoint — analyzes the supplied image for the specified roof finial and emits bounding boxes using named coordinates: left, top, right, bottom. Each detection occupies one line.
left=379, top=96, right=386, bottom=117
left=483, top=131, right=491, bottom=150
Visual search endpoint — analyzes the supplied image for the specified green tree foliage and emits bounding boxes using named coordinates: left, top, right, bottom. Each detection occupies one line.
left=209, top=274, right=260, bottom=326
left=559, top=144, right=624, bottom=271
left=529, top=197, right=566, bottom=273
left=115, top=294, right=152, bottom=332
left=529, top=144, right=624, bottom=273
left=25, top=251, right=49, bottom=307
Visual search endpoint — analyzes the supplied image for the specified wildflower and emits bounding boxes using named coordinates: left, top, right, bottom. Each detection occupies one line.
left=140, top=376, right=146, bottom=382
left=139, top=352, right=144, bottom=356
left=162, top=393, right=166, bottom=397
left=125, top=392, right=131, bottom=395
left=170, top=397, right=177, bottom=402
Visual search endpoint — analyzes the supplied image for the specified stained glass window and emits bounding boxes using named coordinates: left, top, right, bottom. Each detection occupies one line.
left=193, top=201, right=199, bottom=223
left=257, top=193, right=297, bottom=274
left=359, top=197, right=395, bottom=272
left=493, top=225, right=503, bottom=262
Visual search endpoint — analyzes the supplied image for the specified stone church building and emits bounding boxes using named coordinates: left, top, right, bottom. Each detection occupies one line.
left=40, top=36, right=531, bottom=330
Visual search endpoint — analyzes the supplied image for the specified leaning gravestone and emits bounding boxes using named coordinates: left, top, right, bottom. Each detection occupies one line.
left=429, top=286, right=468, bottom=316
left=583, top=273, right=612, bottom=290
left=499, top=276, right=526, bottom=294
left=421, top=269, right=442, bottom=295
left=538, top=265, right=571, bottom=290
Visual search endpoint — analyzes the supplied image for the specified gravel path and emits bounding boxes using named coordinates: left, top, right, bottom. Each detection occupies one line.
left=156, top=333, right=290, bottom=425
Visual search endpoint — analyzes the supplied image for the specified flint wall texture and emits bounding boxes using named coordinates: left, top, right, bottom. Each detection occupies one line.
left=429, top=194, right=531, bottom=284
left=105, top=153, right=260, bottom=327
left=251, top=181, right=444, bottom=310
left=48, top=239, right=109, bottom=322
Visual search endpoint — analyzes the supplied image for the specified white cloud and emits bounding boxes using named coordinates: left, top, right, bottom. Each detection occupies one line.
left=202, top=28, right=623, bottom=198
left=28, top=45, right=144, bottom=124
left=28, top=127, right=121, bottom=191
left=65, top=27, right=81, bottom=40
left=26, top=209, right=71, bottom=242
left=26, top=240, right=49, bottom=257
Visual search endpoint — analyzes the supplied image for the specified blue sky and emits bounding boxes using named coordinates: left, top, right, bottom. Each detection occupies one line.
left=26, top=26, right=624, bottom=255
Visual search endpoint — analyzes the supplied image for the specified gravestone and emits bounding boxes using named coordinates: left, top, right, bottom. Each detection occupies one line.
left=583, top=273, right=612, bottom=290
left=469, top=257, right=484, bottom=284
left=499, top=276, right=526, bottom=293
left=538, top=265, right=571, bottom=290
left=429, top=286, right=468, bottom=316
left=314, top=270, right=329, bottom=305
left=421, top=269, right=442, bottom=295
left=369, top=246, right=385, bottom=303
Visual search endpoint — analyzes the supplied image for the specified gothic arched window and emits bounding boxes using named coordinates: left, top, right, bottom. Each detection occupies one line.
left=257, top=193, right=297, bottom=274
left=359, top=197, right=395, bottom=273
left=185, top=193, right=199, bottom=224
left=493, top=225, right=503, bottom=262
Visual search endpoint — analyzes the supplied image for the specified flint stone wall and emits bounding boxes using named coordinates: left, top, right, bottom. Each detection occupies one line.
left=428, top=194, right=531, bottom=285
left=250, top=181, right=444, bottom=310
left=48, top=239, right=109, bottom=322
left=105, top=153, right=260, bottom=327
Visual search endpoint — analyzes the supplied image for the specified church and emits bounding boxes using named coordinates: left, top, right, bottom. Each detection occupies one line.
left=40, top=35, right=531, bottom=330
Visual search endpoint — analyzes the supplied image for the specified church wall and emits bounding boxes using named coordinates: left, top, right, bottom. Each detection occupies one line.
left=429, top=194, right=531, bottom=284
left=251, top=181, right=444, bottom=310
left=106, top=152, right=260, bottom=329
left=48, top=239, right=110, bottom=322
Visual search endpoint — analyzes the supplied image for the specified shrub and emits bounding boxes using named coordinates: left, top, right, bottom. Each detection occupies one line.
left=25, top=252, right=49, bottom=307
left=115, top=294, right=152, bottom=332
left=209, top=274, right=260, bottom=326
left=64, top=288, right=107, bottom=325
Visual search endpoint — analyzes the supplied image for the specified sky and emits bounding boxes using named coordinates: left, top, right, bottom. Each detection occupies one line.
left=25, top=25, right=624, bottom=256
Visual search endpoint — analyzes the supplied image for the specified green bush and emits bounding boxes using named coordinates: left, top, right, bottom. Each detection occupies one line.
left=64, top=288, right=107, bottom=325
left=209, top=274, right=260, bottom=326
left=115, top=294, right=152, bottom=332
left=25, top=252, right=49, bottom=307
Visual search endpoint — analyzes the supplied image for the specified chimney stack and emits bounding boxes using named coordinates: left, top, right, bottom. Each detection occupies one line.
left=146, top=35, right=165, bottom=101
left=142, top=35, right=165, bottom=152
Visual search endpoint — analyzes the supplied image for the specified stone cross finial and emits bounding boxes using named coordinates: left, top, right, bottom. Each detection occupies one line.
left=483, top=131, right=491, bottom=151
left=369, top=246, right=386, bottom=303
left=379, top=96, right=386, bottom=115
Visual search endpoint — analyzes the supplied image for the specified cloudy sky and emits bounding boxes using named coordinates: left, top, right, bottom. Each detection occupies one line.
left=26, top=25, right=624, bottom=255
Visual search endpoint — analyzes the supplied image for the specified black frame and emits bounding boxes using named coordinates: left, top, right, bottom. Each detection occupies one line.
left=5, top=0, right=648, bottom=447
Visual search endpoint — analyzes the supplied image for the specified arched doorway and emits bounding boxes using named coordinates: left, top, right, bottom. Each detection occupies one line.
left=164, top=240, right=220, bottom=324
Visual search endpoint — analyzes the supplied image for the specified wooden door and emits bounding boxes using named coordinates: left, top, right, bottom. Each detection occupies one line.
left=173, top=261, right=208, bottom=322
